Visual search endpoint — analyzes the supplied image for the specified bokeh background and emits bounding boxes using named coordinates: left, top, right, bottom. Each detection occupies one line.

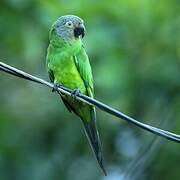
left=0, top=0, right=180, bottom=179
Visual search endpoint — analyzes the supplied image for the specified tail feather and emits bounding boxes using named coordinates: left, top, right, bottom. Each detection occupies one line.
left=82, top=118, right=107, bottom=175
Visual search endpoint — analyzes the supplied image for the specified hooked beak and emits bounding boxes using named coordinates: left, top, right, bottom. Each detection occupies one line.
left=74, top=24, right=85, bottom=38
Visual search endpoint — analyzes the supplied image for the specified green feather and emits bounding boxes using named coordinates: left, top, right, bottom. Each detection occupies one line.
left=46, top=15, right=106, bottom=175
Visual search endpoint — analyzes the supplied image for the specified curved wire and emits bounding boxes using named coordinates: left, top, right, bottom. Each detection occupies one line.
left=0, top=61, right=180, bottom=143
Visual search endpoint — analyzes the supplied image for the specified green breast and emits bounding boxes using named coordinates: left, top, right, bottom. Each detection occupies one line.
left=47, top=37, right=86, bottom=93
left=47, top=36, right=93, bottom=122
left=54, top=55, right=86, bottom=94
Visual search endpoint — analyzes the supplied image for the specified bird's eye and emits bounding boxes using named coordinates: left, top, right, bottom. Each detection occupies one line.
left=65, top=21, right=73, bottom=27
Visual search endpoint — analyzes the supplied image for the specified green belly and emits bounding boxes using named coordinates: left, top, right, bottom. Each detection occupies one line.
left=53, top=56, right=91, bottom=121
left=53, top=56, right=86, bottom=94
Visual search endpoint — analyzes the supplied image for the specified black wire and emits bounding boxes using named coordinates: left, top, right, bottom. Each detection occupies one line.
left=0, top=62, right=180, bottom=143
left=0, top=65, right=42, bottom=84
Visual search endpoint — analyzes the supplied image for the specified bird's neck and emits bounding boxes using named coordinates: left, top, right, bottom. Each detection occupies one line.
left=49, top=38, right=82, bottom=57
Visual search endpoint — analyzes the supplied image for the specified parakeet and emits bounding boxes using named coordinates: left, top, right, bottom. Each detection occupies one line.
left=46, top=15, right=106, bottom=175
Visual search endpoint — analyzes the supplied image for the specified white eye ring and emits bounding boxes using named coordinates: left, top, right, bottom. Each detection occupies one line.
left=65, top=21, right=73, bottom=28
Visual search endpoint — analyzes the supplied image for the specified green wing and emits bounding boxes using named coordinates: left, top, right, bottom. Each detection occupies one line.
left=74, top=46, right=106, bottom=174
left=74, top=45, right=94, bottom=97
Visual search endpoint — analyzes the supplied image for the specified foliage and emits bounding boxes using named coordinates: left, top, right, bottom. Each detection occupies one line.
left=0, top=0, right=180, bottom=179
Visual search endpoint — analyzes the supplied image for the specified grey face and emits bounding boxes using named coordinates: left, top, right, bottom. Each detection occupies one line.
left=54, top=15, right=85, bottom=41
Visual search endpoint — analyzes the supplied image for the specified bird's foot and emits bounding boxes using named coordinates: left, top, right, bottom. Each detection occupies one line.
left=71, top=88, right=81, bottom=99
left=52, top=83, right=63, bottom=93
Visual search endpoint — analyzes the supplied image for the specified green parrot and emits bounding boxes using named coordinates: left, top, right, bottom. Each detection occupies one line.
left=46, top=15, right=106, bottom=175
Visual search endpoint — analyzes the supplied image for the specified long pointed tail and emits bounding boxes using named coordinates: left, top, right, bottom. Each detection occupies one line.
left=82, top=118, right=107, bottom=175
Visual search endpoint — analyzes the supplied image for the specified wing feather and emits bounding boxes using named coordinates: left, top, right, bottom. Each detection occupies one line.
left=73, top=45, right=94, bottom=97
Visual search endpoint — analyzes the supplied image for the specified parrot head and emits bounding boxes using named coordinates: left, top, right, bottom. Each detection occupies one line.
left=51, top=15, right=85, bottom=42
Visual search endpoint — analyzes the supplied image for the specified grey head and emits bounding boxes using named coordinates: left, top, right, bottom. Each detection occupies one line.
left=53, top=15, right=85, bottom=41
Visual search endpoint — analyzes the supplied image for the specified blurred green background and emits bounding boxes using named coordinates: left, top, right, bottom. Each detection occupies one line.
left=0, top=0, right=180, bottom=179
